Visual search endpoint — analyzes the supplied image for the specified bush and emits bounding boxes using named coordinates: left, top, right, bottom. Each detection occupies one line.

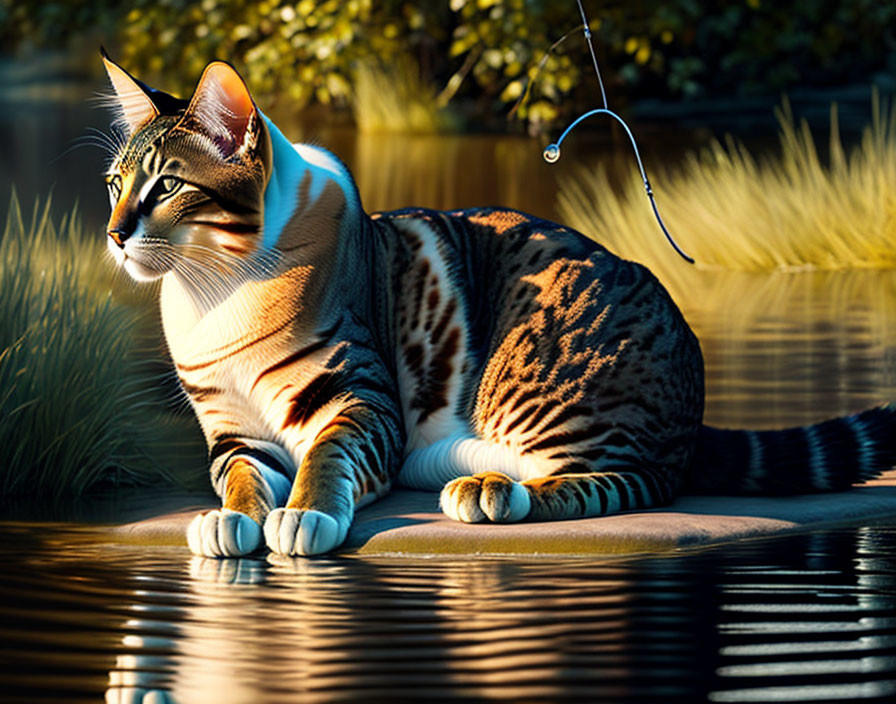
left=5, top=1, right=894, bottom=133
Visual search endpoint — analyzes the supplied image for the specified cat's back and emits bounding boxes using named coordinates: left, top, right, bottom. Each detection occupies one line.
left=373, top=204, right=675, bottom=336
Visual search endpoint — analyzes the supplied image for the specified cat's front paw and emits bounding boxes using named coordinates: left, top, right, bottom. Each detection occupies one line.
left=440, top=472, right=531, bottom=523
left=264, top=508, right=347, bottom=556
left=186, top=509, right=262, bottom=557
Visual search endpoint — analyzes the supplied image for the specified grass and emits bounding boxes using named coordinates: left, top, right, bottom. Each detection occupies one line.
left=0, top=193, right=205, bottom=499
left=558, top=93, right=896, bottom=283
left=352, top=56, right=445, bottom=134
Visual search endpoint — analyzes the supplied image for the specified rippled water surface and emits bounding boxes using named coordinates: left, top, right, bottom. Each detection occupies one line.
left=3, top=523, right=896, bottom=704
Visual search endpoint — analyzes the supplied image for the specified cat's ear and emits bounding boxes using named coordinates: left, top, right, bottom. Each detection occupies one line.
left=100, top=48, right=159, bottom=135
left=182, top=61, right=259, bottom=159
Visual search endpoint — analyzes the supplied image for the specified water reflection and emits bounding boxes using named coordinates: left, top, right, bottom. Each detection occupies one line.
left=1, top=523, right=894, bottom=702
left=672, top=269, right=896, bottom=429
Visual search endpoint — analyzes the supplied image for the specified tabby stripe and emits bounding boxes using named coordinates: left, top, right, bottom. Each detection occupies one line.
left=176, top=315, right=294, bottom=372
left=410, top=261, right=430, bottom=329
left=195, top=183, right=259, bottom=215
left=431, top=299, right=457, bottom=343
left=250, top=319, right=343, bottom=392
left=231, top=448, right=292, bottom=480
left=592, top=480, right=607, bottom=514
left=505, top=387, right=548, bottom=414
left=283, top=371, right=344, bottom=429
left=603, top=474, right=630, bottom=511
left=179, top=379, right=223, bottom=402
left=209, top=436, right=245, bottom=464
left=524, top=423, right=614, bottom=454
left=595, top=475, right=621, bottom=513
left=503, top=405, right=539, bottom=435
left=517, top=402, right=558, bottom=436
left=182, top=219, right=260, bottom=235
left=535, top=404, right=591, bottom=433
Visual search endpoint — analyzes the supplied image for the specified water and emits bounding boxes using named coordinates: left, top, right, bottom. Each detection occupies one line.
left=3, top=61, right=896, bottom=704
left=3, top=523, right=896, bottom=703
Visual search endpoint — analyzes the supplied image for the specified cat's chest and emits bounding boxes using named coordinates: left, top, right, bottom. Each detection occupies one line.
left=160, top=269, right=311, bottom=392
left=392, top=218, right=473, bottom=450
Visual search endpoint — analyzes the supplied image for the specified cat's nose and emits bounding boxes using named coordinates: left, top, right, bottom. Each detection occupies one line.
left=107, top=229, right=128, bottom=248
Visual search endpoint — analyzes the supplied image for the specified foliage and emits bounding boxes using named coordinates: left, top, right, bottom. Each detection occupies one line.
left=0, top=194, right=204, bottom=499
left=352, top=56, right=444, bottom=133
left=557, top=93, right=896, bottom=281
left=2, top=1, right=895, bottom=133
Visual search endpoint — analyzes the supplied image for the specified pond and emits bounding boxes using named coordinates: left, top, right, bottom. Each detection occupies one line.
left=2, top=64, right=896, bottom=703
left=3, top=522, right=896, bottom=703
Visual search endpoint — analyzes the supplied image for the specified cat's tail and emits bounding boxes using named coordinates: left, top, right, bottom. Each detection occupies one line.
left=688, top=404, right=896, bottom=495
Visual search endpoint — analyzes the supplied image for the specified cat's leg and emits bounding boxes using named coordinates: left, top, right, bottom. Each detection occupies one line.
left=400, top=434, right=533, bottom=522
left=441, top=466, right=673, bottom=523
left=265, top=400, right=402, bottom=556
left=187, top=438, right=293, bottom=557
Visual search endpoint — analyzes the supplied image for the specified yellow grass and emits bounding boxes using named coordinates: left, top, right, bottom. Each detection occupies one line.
left=352, top=57, right=444, bottom=134
left=558, top=93, right=896, bottom=283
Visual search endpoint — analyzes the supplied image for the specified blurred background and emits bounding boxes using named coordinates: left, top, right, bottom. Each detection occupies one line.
left=2, top=0, right=895, bottom=231
left=1, top=0, right=895, bottom=500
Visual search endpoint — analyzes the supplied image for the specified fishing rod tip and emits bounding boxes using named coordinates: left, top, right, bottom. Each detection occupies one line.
left=543, top=143, right=561, bottom=163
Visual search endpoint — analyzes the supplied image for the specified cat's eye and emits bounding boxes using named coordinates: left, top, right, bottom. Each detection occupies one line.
left=106, top=175, right=122, bottom=207
left=155, top=176, right=183, bottom=199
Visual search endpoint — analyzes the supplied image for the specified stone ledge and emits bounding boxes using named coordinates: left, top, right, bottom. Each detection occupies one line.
left=107, top=471, right=896, bottom=556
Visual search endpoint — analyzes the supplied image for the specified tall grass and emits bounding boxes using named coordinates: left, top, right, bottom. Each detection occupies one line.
left=0, top=194, right=203, bottom=499
left=352, top=57, right=444, bottom=134
left=558, top=94, right=896, bottom=282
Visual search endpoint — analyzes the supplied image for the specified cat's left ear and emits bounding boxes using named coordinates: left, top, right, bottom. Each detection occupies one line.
left=182, top=61, right=259, bottom=159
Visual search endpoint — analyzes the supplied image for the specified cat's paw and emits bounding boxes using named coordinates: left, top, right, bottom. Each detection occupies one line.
left=186, top=509, right=262, bottom=557
left=440, top=471, right=531, bottom=523
left=264, top=508, right=347, bottom=556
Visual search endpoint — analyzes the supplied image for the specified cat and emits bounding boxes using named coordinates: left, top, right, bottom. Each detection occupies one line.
left=100, top=53, right=896, bottom=557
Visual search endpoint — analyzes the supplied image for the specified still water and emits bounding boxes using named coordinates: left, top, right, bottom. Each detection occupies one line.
left=3, top=67, right=896, bottom=703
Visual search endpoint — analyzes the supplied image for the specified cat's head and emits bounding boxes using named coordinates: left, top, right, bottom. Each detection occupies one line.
left=100, top=52, right=271, bottom=283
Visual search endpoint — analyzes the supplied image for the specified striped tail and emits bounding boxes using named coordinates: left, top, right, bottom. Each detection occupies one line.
left=689, top=404, right=896, bottom=495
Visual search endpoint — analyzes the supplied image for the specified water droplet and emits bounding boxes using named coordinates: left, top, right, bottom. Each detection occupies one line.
left=543, top=144, right=560, bottom=163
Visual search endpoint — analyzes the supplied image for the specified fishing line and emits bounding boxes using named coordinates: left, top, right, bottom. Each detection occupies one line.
left=544, top=0, right=695, bottom=264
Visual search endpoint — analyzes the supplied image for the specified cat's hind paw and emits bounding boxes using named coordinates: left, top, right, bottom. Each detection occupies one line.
left=186, top=509, right=262, bottom=557
left=264, top=508, right=347, bottom=556
left=440, top=471, right=531, bottom=523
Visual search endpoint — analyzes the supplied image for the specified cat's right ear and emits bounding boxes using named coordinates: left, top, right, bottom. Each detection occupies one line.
left=100, top=48, right=159, bottom=136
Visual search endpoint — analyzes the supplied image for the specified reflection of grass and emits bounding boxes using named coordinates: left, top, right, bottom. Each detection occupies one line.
left=674, top=268, right=896, bottom=430
left=353, top=57, right=443, bottom=134
left=558, top=94, right=896, bottom=276
left=0, top=194, right=204, bottom=499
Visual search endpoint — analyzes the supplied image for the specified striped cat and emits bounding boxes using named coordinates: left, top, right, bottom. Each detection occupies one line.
left=100, top=55, right=896, bottom=557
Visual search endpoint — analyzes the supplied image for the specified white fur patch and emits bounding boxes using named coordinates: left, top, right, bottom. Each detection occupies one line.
left=264, top=508, right=346, bottom=555
left=392, top=218, right=471, bottom=452
left=187, top=509, right=261, bottom=557
left=399, top=433, right=531, bottom=490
